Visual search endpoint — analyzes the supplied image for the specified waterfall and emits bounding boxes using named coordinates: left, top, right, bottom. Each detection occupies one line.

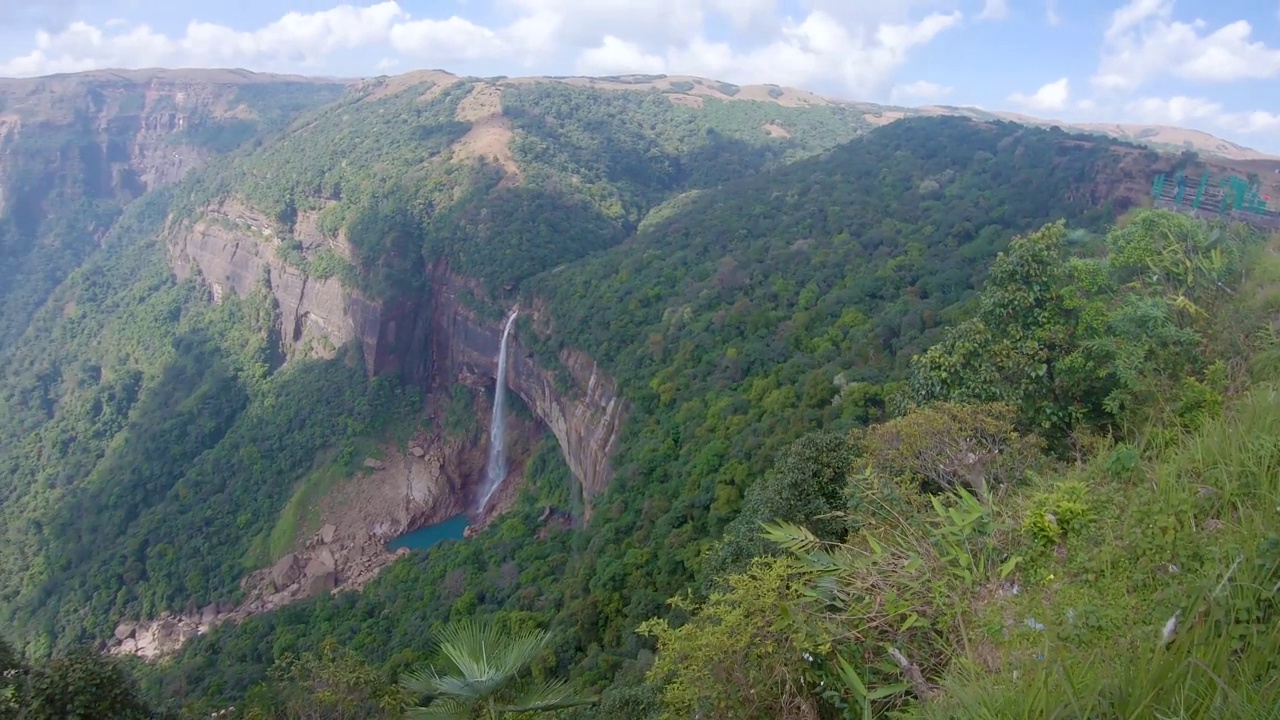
left=478, top=311, right=518, bottom=512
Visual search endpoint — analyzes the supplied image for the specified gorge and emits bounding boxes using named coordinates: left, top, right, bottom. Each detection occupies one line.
left=167, top=202, right=628, bottom=514
left=7, top=64, right=1280, bottom=718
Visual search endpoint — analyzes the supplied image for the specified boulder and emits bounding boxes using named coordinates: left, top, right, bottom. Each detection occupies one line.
left=410, top=445, right=426, bottom=458
left=114, top=622, right=137, bottom=642
left=304, top=548, right=336, bottom=578
left=200, top=603, right=219, bottom=624
left=306, top=571, right=337, bottom=597
left=320, top=523, right=337, bottom=544
left=271, top=553, right=301, bottom=589
left=363, top=457, right=385, bottom=470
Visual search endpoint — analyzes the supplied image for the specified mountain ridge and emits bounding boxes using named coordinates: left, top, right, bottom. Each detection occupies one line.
left=6, top=66, right=1274, bottom=164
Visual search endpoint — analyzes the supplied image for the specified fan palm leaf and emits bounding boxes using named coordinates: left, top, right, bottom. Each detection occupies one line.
left=401, top=619, right=588, bottom=719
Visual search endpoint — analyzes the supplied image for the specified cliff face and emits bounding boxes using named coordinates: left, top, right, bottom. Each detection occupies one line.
left=0, top=71, right=346, bottom=349
left=110, top=432, right=486, bottom=659
left=429, top=264, right=626, bottom=515
left=0, top=70, right=344, bottom=214
left=167, top=198, right=429, bottom=375
left=166, top=205, right=625, bottom=515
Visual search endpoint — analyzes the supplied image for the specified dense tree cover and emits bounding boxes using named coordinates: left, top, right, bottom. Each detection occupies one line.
left=138, top=436, right=581, bottom=715
left=239, top=638, right=405, bottom=720
left=0, top=79, right=343, bottom=354
left=9, top=68, right=1264, bottom=720
left=119, top=118, right=1162, bottom=716
left=174, top=79, right=877, bottom=298
left=0, top=121, right=145, bottom=352
left=515, top=117, right=1125, bottom=672
left=501, top=84, right=874, bottom=226
left=638, top=211, right=1280, bottom=720
left=0, top=75, right=890, bottom=673
left=0, top=636, right=167, bottom=719
left=0, top=187, right=415, bottom=657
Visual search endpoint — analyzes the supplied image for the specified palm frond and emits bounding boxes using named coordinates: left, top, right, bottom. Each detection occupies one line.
left=499, top=676, right=576, bottom=707
left=489, top=629, right=552, bottom=684
left=410, top=619, right=555, bottom=706
left=401, top=662, right=487, bottom=704
left=404, top=696, right=474, bottom=720
left=400, top=665, right=444, bottom=697
left=497, top=676, right=585, bottom=712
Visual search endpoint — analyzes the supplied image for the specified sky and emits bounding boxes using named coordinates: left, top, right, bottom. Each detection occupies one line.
left=1, top=0, right=1278, bottom=153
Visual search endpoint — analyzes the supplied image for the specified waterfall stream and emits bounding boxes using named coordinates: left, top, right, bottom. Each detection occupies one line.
left=477, top=311, right=518, bottom=512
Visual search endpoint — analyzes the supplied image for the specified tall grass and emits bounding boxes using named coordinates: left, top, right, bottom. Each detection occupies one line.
left=915, top=382, right=1280, bottom=719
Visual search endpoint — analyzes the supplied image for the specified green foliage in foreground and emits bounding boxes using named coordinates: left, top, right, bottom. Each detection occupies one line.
left=0, top=637, right=163, bottom=719
left=401, top=620, right=595, bottom=719
left=630, top=216, right=1280, bottom=719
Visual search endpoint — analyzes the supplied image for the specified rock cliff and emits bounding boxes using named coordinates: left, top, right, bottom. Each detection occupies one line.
left=167, top=198, right=407, bottom=365
left=0, top=69, right=345, bottom=217
left=429, top=265, right=626, bottom=515
left=109, top=433, right=484, bottom=659
left=166, top=203, right=626, bottom=516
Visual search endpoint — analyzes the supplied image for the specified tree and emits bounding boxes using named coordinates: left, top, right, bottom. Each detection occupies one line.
left=908, top=221, right=1108, bottom=442
left=241, top=637, right=405, bottom=719
left=701, top=432, right=853, bottom=586
left=1, top=638, right=23, bottom=718
left=400, top=620, right=593, bottom=719
left=856, top=402, right=1046, bottom=501
left=638, top=556, right=825, bottom=720
left=16, top=647, right=156, bottom=720
left=908, top=211, right=1254, bottom=445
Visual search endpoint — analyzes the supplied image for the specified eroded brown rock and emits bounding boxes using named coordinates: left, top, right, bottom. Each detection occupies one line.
left=109, top=433, right=491, bottom=660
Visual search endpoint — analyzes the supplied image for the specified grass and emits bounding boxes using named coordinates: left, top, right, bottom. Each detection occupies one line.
left=913, top=379, right=1280, bottom=719
left=244, top=438, right=381, bottom=568
left=905, top=232, right=1280, bottom=717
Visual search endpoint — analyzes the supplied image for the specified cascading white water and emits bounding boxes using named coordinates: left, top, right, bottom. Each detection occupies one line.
left=478, top=311, right=519, bottom=512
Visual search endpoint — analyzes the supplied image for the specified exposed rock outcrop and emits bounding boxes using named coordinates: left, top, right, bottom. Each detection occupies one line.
left=428, top=262, right=627, bottom=516
left=166, top=201, right=627, bottom=516
left=109, top=433, right=486, bottom=659
left=0, top=70, right=345, bottom=230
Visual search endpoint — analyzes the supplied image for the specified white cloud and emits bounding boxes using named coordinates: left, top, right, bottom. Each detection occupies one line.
left=706, top=0, right=776, bottom=30
left=1, top=2, right=412, bottom=76
left=1125, top=95, right=1280, bottom=135
left=978, top=0, right=1008, bottom=21
left=576, top=5, right=964, bottom=99
left=1, top=0, right=961, bottom=101
left=1008, top=77, right=1070, bottom=112
left=576, top=35, right=665, bottom=75
left=1093, top=0, right=1280, bottom=91
left=389, top=16, right=508, bottom=60
left=1046, top=0, right=1061, bottom=26
left=890, top=80, right=954, bottom=104
left=504, top=0, right=704, bottom=49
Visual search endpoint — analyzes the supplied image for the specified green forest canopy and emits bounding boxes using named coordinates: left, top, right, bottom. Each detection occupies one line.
left=6, top=72, right=1274, bottom=719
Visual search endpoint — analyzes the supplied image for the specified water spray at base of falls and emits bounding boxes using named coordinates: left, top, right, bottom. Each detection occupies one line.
left=478, top=310, right=519, bottom=513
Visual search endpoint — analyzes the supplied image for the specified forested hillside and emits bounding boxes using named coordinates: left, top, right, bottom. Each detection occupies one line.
left=3, top=67, right=1278, bottom=720
left=0, top=71, right=346, bottom=352
left=0, top=71, right=890, bottom=665
left=137, top=117, right=1183, bottom=715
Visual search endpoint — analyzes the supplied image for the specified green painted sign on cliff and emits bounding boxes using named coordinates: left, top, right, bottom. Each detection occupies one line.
left=1152, top=171, right=1273, bottom=215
